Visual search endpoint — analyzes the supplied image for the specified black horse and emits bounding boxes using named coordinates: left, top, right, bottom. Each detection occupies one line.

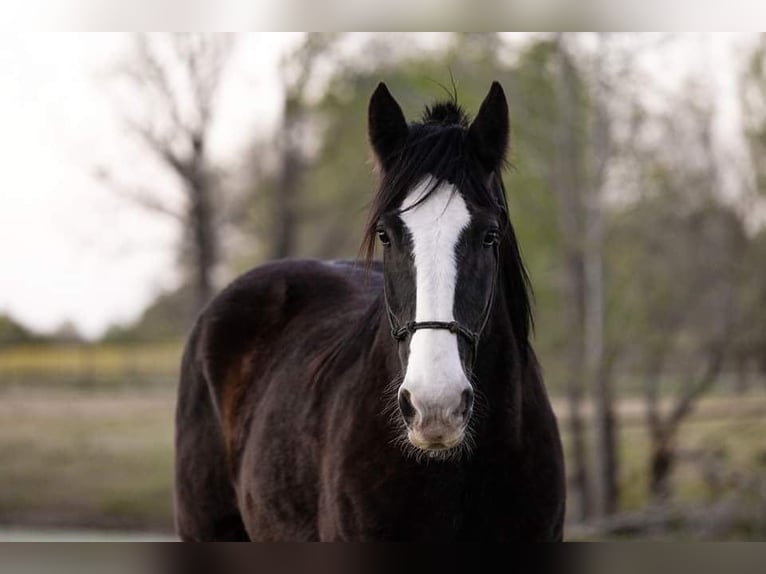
left=175, top=81, right=566, bottom=541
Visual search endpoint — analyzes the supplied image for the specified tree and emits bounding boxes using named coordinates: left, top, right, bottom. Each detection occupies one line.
left=239, top=33, right=524, bottom=262
left=272, top=34, right=342, bottom=259
left=551, top=33, right=648, bottom=519
left=103, top=33, right=234, bottom=312
left=584, top=34, right=623, bottom=519
left=742, top=33, right=766, bottom=202
left=552, top=33, right=593, bottom=520
left=740, top=33, right=766, bottom=383
left=610, top=88, right=748, bottom=502
left=0, top=313, right=37, bottom=347
left=102, top=285, right=195, bottom=343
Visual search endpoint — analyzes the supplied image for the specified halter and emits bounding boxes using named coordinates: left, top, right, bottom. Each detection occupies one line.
left=391, top=320, right=480, bottom=353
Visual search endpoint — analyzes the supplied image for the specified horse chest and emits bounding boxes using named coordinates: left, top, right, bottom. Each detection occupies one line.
left=311, top=447, right=525, bottom=541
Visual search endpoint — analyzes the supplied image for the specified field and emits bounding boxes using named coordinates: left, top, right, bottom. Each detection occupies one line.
left=1, top=344, right=765, bottom=538
left=0, top=344, right=179, bottom=533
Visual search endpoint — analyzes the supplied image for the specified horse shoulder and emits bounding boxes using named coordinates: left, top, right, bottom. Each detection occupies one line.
left=195, top=260, right=373, bottom=460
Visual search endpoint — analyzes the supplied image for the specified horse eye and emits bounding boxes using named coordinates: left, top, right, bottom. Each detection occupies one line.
left=483, top=230, right=499, bottom=247
left=377, top=229, right=391, bottom=246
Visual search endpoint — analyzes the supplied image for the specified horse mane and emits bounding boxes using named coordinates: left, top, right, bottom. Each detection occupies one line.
left=422, top=101, right=470, bottom=127
left=494, top=176, right=534, bottom=361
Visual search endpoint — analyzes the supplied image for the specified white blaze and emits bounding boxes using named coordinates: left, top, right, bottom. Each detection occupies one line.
left=399, top=177, right=472, bottom=412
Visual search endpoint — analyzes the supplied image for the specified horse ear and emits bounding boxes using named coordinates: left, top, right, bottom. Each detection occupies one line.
left=368, top=82, right=408, bottom=171
left=467, top=82, right=509, bottom=174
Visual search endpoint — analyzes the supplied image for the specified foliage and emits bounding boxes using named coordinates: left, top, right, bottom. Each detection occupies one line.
left=0, top=314, right=38, bottom=348
left=102, top=285, right=195, bottom=344
left=606, top=90, right=749, bottom=376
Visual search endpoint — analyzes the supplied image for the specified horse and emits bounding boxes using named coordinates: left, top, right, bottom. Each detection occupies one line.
left=174, top=81, right=566, bottom=541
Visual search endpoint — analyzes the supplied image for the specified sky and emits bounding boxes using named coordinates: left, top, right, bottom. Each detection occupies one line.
left=0, top=33, right=756, bottom=339
left=0, top=33, right=297, bottom=338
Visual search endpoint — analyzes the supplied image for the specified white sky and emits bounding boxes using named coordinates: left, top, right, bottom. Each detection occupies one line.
left=0, top=33, right=297, bottom=338
left=0, top=33, right=756, bottom=339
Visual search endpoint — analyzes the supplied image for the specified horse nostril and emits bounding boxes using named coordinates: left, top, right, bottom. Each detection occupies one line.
left=459, top=389, right=474, bottom=420
left=398, top=389, right=417, bottom=424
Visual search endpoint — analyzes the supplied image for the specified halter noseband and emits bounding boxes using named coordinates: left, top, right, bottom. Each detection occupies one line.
left=391, top=320, right=480, bottom=354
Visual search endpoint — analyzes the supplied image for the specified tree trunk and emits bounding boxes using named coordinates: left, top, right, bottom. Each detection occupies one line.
left=272, top=99, right=303, bottom=260
left=593, top=361, right=618, bottom=514
left=110, top=36, right=232, bottom=317
left=587, top=35, right=619, bottom=517
left=554, top=33, right=592, bottom=521
left=563, top=250, right=591, bottom=521
left=188, top=151, right=217, bottom=312
left=585, top=192, right=612, bottom=514
left=649, top=433, right=675, bottom=503
left=644, top=340, right=728, bottom=504
left=644, top=351, right=668, bottom=502
left=733, top=354, right=749, bottom=395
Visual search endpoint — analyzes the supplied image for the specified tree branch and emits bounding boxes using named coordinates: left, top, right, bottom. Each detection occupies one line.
left=121, top=117, right=189, bottom=180
left=129, top=34, right=189, bottom=137
left=667, top=344, right=727, bottom=430
left=95, top=168, right=183, bottom=221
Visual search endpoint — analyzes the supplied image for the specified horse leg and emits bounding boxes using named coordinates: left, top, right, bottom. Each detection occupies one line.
left=174, top=346, right=249, bottom=541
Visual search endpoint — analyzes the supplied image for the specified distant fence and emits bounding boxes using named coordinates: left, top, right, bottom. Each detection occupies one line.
left=0, top=343, right=182, bottom=389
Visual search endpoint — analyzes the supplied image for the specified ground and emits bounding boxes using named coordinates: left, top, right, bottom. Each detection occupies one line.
left=0, top=385, right=174, bottom=532
left=0, top=345, right=765, bottom=538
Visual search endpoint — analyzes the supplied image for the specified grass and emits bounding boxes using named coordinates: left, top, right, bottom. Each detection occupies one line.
left=615, top=414, right=766, bottom=510
left=2, top=384, right=764, bottom=535
left=558, top=395, right=766, bottom=539
left=557, top=394, right=766, bottom=503
left=0, top=386, right=175, bottom=531
left=0, top=344, right=764, bottom=536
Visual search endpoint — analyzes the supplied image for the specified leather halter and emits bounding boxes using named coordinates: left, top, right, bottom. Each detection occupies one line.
left=391, top=320, right=479, bottom=352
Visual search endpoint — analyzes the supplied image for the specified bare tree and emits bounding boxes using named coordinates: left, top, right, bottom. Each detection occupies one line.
left=642, top=227, right=740, bottom=502
left=103, top=33, right=234, bottom=312
left=624, top=89, right=747, bottom=502
left=553, top=33, right=592, bottom=521
left=740, top=34, right=766, bottom=386
left=742, top=34, right=766, bottom=202
left=553, top=33, right=629, bottom=520
left=585, top=34, right=619, bottom=518
left=272, top=34, right=340, bottom=259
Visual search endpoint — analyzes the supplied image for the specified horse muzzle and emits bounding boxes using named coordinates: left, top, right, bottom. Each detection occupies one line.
left=398, top=387, right=473, bottom=451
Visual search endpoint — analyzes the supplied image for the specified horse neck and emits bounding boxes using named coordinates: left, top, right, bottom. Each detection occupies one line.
left=469, top=274, right=528, bottom=446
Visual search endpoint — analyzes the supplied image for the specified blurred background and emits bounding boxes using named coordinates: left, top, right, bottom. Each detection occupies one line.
left=1, top=32, right=765, bottom=540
